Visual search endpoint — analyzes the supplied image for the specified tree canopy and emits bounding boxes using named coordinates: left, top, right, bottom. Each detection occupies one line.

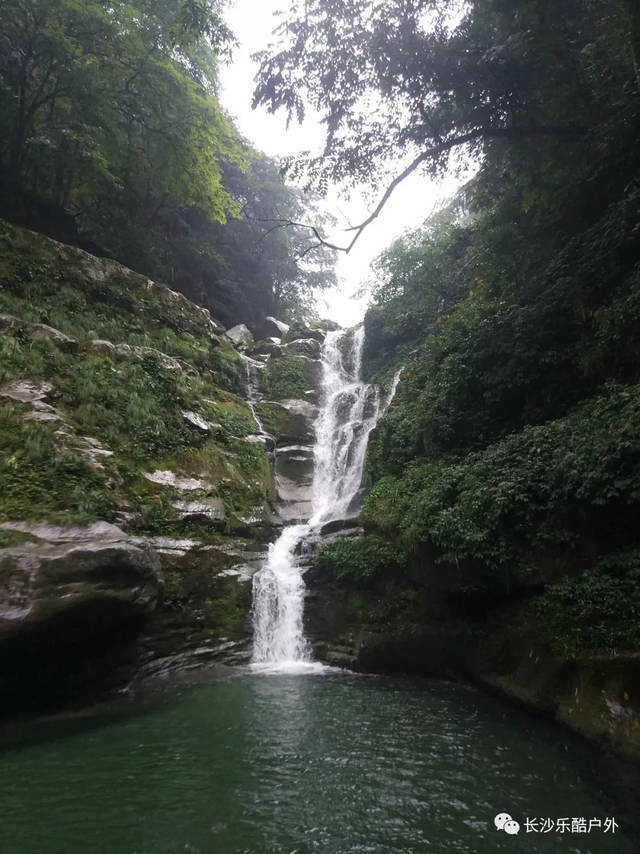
left=254, top=0, right=640, bottom=249
left=0, top=0, right=335, bottom=326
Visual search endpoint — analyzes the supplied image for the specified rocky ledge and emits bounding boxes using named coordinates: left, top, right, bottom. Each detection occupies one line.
left=0, top=522, right=162, bottom=711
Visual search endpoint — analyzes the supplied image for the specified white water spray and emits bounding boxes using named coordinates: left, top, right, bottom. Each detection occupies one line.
left=250, top=326, right=401, bottom=668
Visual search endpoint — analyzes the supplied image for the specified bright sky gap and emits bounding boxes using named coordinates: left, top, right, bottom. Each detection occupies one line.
left=219, top=0, right=467, bottom=325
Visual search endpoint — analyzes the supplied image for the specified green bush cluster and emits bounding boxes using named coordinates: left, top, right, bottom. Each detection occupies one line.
left=535, top=550, right=640, bottom=657
left=315, top=535, right=406, bottom=584
left=363, top=386, right=640, bottom=592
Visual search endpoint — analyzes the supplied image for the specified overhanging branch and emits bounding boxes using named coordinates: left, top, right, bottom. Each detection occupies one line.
left=247, top=123, right=586, bottom=254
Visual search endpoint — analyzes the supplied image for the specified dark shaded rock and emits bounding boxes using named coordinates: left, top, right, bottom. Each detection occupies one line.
left=286, top=319, right=338, bottom=342
left=247, top=339, right=283, bottom=359
left=318, top=517, right=360, bottom=536
left=255, top=316, right=290, bottom=340
left=254, top=399, right=317, bottom=446
left=283, top=338, right=322, bottom=358
left=0, top=526, right=163, bottom=713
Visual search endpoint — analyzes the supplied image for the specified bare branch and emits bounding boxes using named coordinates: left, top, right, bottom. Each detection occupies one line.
left=245, top=123, right=586, bottom=254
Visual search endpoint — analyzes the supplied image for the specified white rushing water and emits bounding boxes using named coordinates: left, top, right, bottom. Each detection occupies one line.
left=251, top=327, right=401, bottom=669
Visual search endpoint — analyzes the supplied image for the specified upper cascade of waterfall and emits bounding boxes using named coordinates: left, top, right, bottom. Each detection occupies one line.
left=310, top=326, right=382, bottom=525
left=250, top=324, right=401, bottom=668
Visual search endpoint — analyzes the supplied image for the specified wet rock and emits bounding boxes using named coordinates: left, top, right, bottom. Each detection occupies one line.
left=0, top=537, right=162, bottom=639
left=283, top=338, right=322, bottom=359
left=0, top=526, right=163, bottom=710
left=225, top=323, right=254, bottom=349
left=318, top=517, right=360, bottom=536
left=280, top=398, right=318, bottom=419
left=143, top=470, right=212, bottom=492
left=275, top=444, right=314, bottom=497
left=255, top=399, right=317, bottom=446
left=171, top=498, right=226, bottom=526
left=274, top=471, right=313, bottom=522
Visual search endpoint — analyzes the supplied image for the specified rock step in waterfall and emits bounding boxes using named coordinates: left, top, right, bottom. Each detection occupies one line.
left=250, top=326, right=401, bottom=668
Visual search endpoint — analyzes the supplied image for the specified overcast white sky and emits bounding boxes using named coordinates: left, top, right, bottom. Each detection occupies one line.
left=219, top=0, right=464, bottom=325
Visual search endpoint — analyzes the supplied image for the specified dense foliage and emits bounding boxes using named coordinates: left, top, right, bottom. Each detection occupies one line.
left=315, top=535, right=405, bottom=584
left=0, top=0, right=334, bottom=326
left=535, top=550, right=640, bottom=658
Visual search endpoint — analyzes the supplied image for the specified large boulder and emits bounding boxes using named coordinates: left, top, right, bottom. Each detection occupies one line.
left=255, top=316, right=290, bottom=341
left=0, top=524, right=162, bottom=640
left=254, top=399, right=317, bottom=446
left=225, top=323, right=254, bottom=349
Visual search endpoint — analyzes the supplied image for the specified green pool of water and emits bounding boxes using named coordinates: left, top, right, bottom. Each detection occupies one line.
left=1, top=668, right=637, bottom=853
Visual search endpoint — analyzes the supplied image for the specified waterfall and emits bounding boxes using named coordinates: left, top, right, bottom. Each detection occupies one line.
left=250, top=326, right=399, bottom=668
left=242, top=354, right=268, bottom=437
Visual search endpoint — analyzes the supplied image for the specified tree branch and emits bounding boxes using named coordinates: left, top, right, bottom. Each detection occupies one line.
left=247, top=123, right=585, bottom=254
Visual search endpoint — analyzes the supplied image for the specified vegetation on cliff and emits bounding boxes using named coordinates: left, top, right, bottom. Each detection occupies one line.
left=0, top=220, right=272, bottom=531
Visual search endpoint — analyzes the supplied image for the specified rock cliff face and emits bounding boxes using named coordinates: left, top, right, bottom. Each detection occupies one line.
left=0, top=220, right=331, bottom=712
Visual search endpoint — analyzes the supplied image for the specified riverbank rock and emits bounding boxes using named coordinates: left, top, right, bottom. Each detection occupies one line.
left=0, top=524, right=163, bottom=711
left=304, top=553, right=640, bottom=761
left=0, top=220, right=278, bottom=713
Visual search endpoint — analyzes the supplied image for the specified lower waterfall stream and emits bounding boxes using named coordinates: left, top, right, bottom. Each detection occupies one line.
left=251, top=327, right=395, bottom=668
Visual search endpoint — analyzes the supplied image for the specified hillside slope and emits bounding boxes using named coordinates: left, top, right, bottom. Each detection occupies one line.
left=0, top=221, right=277, bottom=711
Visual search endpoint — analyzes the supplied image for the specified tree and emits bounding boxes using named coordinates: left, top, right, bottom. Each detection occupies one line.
left=0, top=0, right=335, bottom=325
left=253, top=0, right=640, bottom=250
left=0, top=0, right=238, bottom=235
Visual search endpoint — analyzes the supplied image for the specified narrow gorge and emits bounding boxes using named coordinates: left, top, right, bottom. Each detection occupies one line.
left=2, top=0, right=640, bottom=848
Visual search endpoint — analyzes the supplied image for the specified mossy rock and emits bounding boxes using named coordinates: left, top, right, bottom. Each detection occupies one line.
left=259, top=354, right=321, bottom=400
left=254, top=400, right=316, bottom=445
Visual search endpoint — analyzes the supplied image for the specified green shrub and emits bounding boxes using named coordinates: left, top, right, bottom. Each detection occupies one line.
left=315, top=535, right=406, bottom=584
left=260, top=355, right=315, bottom=400
left=535, top=550, right=640, bottom=657
left=363, top=385, right=640, bottom=589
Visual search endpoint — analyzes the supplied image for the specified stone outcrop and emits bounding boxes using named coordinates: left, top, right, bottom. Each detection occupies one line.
left=282, top=338, right=322, bottom=358
left=0, top=221, right=280, bottom=712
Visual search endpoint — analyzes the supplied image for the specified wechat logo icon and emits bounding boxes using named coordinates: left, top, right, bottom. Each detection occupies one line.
left=495, top=813, right=520, bottom=835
